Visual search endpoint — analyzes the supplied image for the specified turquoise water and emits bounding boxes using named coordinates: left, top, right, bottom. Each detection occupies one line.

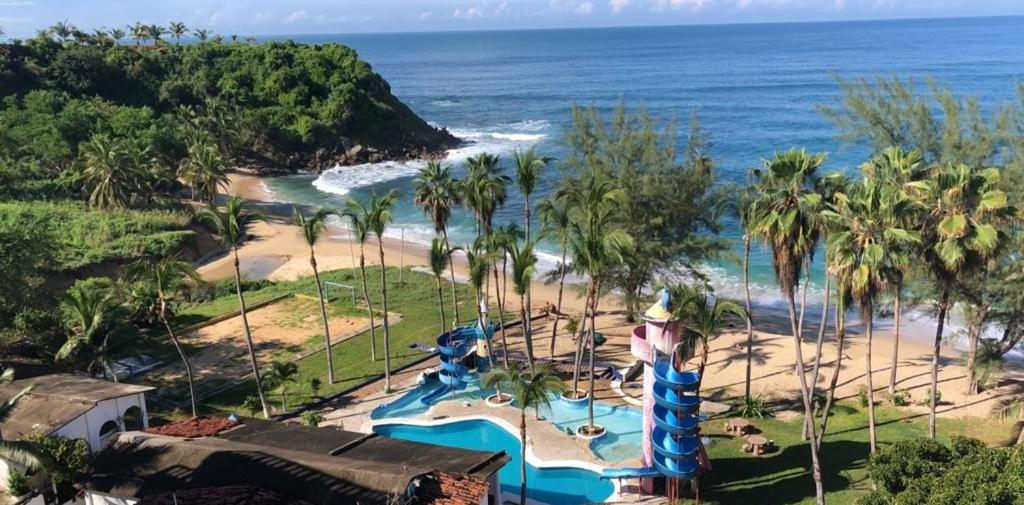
left=372, top=375, right=643, bottom=462
left=375, top=419, right=616, bottom=504
left=263, top=17, right=1024, bottom=307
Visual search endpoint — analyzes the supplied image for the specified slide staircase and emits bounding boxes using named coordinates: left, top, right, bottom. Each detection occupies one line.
left=421, top=325, right=488, bottom=406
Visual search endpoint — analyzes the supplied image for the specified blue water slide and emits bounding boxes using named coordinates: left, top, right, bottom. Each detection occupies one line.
left=599, top=467, right=663, bottom=480
left=423, top=325, right=478, bottom=405
left=649, top=354, right=702, bottom=481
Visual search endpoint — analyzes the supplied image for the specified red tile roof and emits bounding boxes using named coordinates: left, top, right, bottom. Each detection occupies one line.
left=144, top=416, right=239, bottom=438
left=413, top=471, right=489, bottom=505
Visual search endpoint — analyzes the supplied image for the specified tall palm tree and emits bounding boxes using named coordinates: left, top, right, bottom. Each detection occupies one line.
left=537, top=195, right=572, bottom=359
left=178, top=142, right=228, bottom=204
left=514, top=147, right=554, bottom=348
left=746, top=148, right=827, bottom=504
left=128, top=22, right=145, bottom=44
left=55, top=284, right=118, bottom=381
left=342, top=198, right=379, bottom=362
left=823, top=177, right=920, bottom=453
left=484, top=231, right=512, bottom=368
left=428, top=238, right=460, bottom=334
left=817, top=274, right=851, bottom=449
left=460, top=153, right=507, bottom=237
left=414, top=161, right=461, bottom=322
left=80, top=135, right=132, bottom=209
left=367, top=190, right=400, bottom=393
left=493, top=224, right=524, bottom=348
left=562, top=176, right=632, bottom=430
left=293, top=207, right=337, bottom=385
left=906, top=163, right=1014, bottom=438
left=196, top=197, right=272, bottom=418
left=466, top=239, right=497, bottom=366
left=108, top=28, right=125, bottom=43
left=862, top=147, right=926, bottom=395
left=123, top=255, right=203, bottom=416
left=145, top=24, right=166, bottom=44
left=482, top=364, right=568, bottom=505
left=736, top=186, right=758, bottom=402
left=0, top=369, right=49, bottom=471
left=194, top=28, right=210, bottom=42
left=507, top=240, right=539, bottom=370
left=50, top=20, right=75, bottom=42
left=168, top=21, right=187, bottom=42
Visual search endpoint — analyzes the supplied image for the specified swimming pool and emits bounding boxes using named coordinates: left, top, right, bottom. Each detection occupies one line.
left=374, top=419, right=616, bottom=504
left=371, top=375, right=643, bottom=462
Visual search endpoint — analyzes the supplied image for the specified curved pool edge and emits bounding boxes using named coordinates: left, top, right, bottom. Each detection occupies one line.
left=370, top=414, right=625, bottom=503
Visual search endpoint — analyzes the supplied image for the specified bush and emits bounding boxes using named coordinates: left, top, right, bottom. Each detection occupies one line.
left=918, top=388, right=941, bottom=406
left=889, top=389, right=911, bottom=406
left=857, top=385, right=870, bottom=408
left=737, top=395, right=770, bottom=419
left=6, top=468, right=30, bottom=497
left=21, top=432, right=89, bottom=502
left=241, top=395, right=262, bottom=417
left=302, top=410, right=323, bottom=428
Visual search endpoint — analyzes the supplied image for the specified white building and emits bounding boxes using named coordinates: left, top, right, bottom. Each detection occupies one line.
left=0, top=374, right=152, bottom=491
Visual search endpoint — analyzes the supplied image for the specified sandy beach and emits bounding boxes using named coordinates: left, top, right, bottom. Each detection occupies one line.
left=198, top=171, right=1023, bottom=419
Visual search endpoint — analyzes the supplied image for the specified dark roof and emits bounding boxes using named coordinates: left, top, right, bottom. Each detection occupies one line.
left=0, top=374, right=152, bottom=440
left=83, top=418, right=509, bottom=505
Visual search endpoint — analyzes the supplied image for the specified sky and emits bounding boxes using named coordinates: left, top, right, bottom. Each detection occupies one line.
left=1, top=0, right=1022, bottom=38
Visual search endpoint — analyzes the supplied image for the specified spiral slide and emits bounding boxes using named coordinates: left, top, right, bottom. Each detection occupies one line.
left=421, top=326, right=479, bottom=406
left=650, top=356, right=702, bottom=480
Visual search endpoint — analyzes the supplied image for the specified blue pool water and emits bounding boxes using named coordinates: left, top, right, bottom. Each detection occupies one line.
left=371, top=376, right=643, bottom=462
left=375, top=419, right=615, bottom=504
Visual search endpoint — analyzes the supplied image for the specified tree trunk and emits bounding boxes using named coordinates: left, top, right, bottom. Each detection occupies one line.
left=520, top=409, right=528, bottom=505
left=865, top=309, right=877, bottom=453
left=785, top=291, right=825, bottom=504
left=818, top=298, right=846, bottom=450
left=804, top=273, right=830, bottom=440
left=521, top=292, right=535, bottom=371
left=436, top=276, right=447, bottom=335
left=930, top=287, right=950, bottom=439
left=161, top=302, right=197, bottom=417
left=572, top=280, right=596, bottom=398
left=549, top=247, right=568, bottom=359
left=587, top=285, right=600, bottom=429
left=743, top=236, right=754, bottom=402
left=358, top=248, right=378, bottom=361
left=311, top=253, right=335, bottom=385
left=965, top=304, right=989, bottom=396
left=234, top=248, right=271, bottom=418
left=523, top=196, right=533, bottom=365
left=443, top=227, right=460, bottom=324
left=1016, top=403, right=1024, bottom=445
left=377, top=240, right=392, bottom=393
left=795, top=262, right=810, bottom=376
left=888, top=291, right=901, bottom=395
left=493, top=267, right=510, bottom=368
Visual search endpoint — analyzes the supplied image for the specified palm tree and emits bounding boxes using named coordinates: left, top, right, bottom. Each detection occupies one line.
left=293, top=207, right=337, bottom=385
left=342, top=198, right=379, bottom=361
left=367, top=190, right=400, bottom=392
left=562, top=176, right=632, bottom=431
left=413, top=161, right=462, bottom=323
left=817, top=274, right=851, bottom=448
left=178, top=142, right=228, bottom=203
left=108, top=28, right=125, bottom=43
left=493, top=224, right=524, bottom=339
left=145, top=24, right=166, bottom=44
left=514, top=147, right=553, bottom=348
left=0, top=369, right=49, bottom=471
left=746, top=148, right=827, bottom=504
left=862, top=147, right=926, bottom=395
left=196, top=197, right=272, bottom=418
left=736, top=187, right=758, bottom=402
left=482, top=364, right=568, bottom=505
left=55, top=284, right=118, bottom=381
left=670, top=285, right=747, bottom=398
left=823, top=176, right=920, bottom=453
left=50, top=20, right=75, bottom=42
left=123, top=256, right=203, bottom=416
left=906, top=163, right=1014, bottom=438
left=466, top=240, right=497, bottom=364
left=263, top=360, right=298, bottom=412
left=429, top=238, right=460, bottom=334
left=81, top=135, right=132, bottom=209
left=194, top=28, right=210, bottom=42
left=461, top=153, right=508, bottom=237
left=168, top=21, right=187, bottom=42
left=507, top=240, right=539, bottom=370
left=537, top=195, right=572, bottom=359
left=481, top=232, right=512, bottom=368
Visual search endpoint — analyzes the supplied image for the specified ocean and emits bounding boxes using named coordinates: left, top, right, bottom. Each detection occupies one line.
left=261, top=16, right=1024, bottom=314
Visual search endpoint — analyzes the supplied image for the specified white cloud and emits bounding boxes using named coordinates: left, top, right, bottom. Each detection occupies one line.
left=453, top=6, right=484, bottom=19
left=315, top=14, right=350, bottom=23
left=575, top=1, right=594, bottom=14
left=609, top=0, right=630, bottom=14
left=653, top=0, right=711, bottom=11
left=283, top=9, right=307, bottom=23
left=419, top=11, right=433, bottom=21
left=833, top=0, right=845, bottom=9
left=0, top=2, right=34, bottom=6
left=208, top=11, right=222, bottom=25
left=254, top=11, right=272, bottom=22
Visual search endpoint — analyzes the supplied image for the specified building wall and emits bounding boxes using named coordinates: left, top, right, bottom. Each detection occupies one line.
left=84, top=490, right=139, bottom=505
left=53, top=392, right=149, bottom=452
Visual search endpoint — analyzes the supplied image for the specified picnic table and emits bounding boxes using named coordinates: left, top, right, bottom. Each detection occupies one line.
left=724, top=418, right=752, bottom=435
left=745, top=435, right=769, bottom=456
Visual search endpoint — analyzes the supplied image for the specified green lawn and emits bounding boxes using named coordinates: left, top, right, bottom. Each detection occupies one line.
left=694, top=402, right=1018, bottom=504
left=150, top=266, right=479, bottom=417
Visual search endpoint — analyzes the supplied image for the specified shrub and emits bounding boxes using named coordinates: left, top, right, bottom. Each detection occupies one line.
left=309, top=377, right=322, bottom=398
left=857, top=385, right=870, bottom=408
left=302, top=410, right=323, bottom=428
left=889, top=389, right=911, bottom=406
left=241, top=395, right=261, bottom=417
left=6, top=468, right=30, bottom=497
left=21, top=432, right=89, bottom=502
left=737, top=395, right=770, bottom=419
left=918, top=388, right=941, bottom=406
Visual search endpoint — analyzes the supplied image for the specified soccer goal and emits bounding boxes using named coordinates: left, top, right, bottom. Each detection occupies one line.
left=324, top=281, right=356, bottom=305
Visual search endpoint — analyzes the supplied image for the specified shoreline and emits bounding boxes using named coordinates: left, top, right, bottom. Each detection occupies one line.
left=198, top=171, right=1023, bottom=420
